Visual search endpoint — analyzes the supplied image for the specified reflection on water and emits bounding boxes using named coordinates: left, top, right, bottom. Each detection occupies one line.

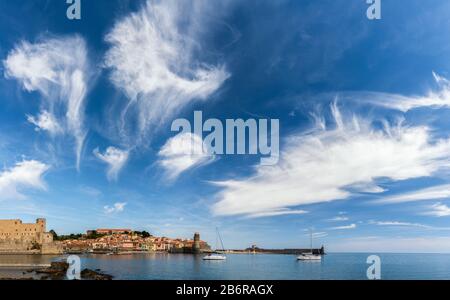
left=0, top=255, right=60, bottom=265
left=2, top=253, right=450, bottom=280
left=0, top=255, right=61, bottom=279
left=79, top=253, right=450, bottom=280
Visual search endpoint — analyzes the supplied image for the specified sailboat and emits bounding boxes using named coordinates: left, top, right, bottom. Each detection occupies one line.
left=203, top=228, right=227, bottom=261
left=297, top=229, right=322, bottom=261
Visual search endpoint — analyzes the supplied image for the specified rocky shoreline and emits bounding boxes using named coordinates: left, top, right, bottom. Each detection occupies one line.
left=0, top=262, right=113, bottom=280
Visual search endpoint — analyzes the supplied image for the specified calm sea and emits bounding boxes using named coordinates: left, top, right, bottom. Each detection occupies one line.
left=1, top=253, right=450, bottom=280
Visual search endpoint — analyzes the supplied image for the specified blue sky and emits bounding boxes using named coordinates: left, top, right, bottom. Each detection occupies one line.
left=2, top=0, right=450, bottom=252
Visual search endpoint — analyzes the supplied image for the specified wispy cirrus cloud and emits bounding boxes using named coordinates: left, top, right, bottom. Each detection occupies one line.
left=245, top=209, right=308, bottom=219
left=371, top=221, right=430, bottom=228
left=424, top=203, right=450, bottom=217
left=329, top=216, right=349, bottom=222
left=377, top=184, right=450, bottom=204
left=333, top=73, right=450, bottom=112
left=158, top=132, right=214, bottom=181
left=104, top=0, right=230, bottom=142
left=310, top=232, right=328, bottom=238
left=3, top=35, right=91, bottom=169
left=104, top=202, right=127, bottom=214
left=93, top=147, right=129, bottom=181
left=370, top=220, right=450, bottom=230
left=212, top=102, right=450, bottom=217
left=26, top=111, right=63, bottom=135
left=0, top=160, right=49, bottom=200
left=330, top=223, right=356, bottom=230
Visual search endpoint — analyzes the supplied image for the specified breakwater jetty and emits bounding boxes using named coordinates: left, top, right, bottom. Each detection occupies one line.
left=229, top=246, right=325, bottom=255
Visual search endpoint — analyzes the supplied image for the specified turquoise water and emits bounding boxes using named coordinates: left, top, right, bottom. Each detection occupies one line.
left=75, top=253, right=450, bottom=280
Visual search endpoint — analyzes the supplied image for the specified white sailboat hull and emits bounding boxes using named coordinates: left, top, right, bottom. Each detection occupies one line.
left=297, top=254, right=322, bottom=261
left=204, top=228, right=227, bottom=261
left=203, top=254, right=227, bottom=260
left=297, top=229, right=323, bottom=261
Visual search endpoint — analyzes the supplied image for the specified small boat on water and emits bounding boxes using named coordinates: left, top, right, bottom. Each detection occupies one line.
left=297, top=229, right=322, bottom=261
left=203, top=227, right=227, bottom=261
left=203, top=254, right=227, bottom=260
left=297, top=253, right=322, bottom=261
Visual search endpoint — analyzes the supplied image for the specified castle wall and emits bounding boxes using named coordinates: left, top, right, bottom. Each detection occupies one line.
left=0, top=219, right=46, bottom=243
left=0, top=219, right=61, bottom=254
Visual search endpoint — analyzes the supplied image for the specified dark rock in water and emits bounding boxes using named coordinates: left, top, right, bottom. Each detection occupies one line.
left=36, top=262, right=69, bottom=280
left=50, top=262, right=70, bottom=272
left=1, top=261, right=113, bottom=280
left=36, top=262, right=113, bottom=280
left=81, top=268, right=113, bottom=280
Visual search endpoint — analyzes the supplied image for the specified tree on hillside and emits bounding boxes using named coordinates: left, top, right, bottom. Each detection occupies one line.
left=141, top=231, right=151, bottom=238
left=133, top=231, right=152, bottom=238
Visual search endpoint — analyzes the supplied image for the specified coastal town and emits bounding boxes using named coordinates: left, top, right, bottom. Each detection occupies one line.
left=61, top=229, right=211, bottom=254
left=0, top=218, right=211, bottom=255
left=0, top=218, right=325, bottom=256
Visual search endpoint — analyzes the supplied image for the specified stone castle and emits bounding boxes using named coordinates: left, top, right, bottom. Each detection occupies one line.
left=0, top=218, right=62, bottom=254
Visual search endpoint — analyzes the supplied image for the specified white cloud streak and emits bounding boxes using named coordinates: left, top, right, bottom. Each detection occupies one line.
left=104, top=0, right=230, bottom=141
left=26, top=110, right=63, bottom=135
left=212, top=103, right=450, bottom=217
left=0, top=160, right=49, bottom=200
left=311, top=232, right=328, bottom=238
left=104, top=202, right=127, bottom=214
left=3, top=36, right=90, bottom=168
left=370, top=220, right=450, bottom=230
left=425, top=203, right=450, bottom=217
left=336, top=73, right=450, bottom=112
left=158, top=132, right=214, bottom=181
left=377, top=184, right=450, bottom=204
left=329, top=216, right=349, bottom=222
left=372, top=221, right=430, bottom=228
left=245, top=209, right=308, bottom=219
left=93, top=147, right=129, bottom=181
left=330, top=223, right=356, bottom=230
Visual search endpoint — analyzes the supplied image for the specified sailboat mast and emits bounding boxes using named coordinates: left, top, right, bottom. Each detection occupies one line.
left=310, top=228, right=313, bottom=253
left=217, top=227, right=225, bottom=252
left=215, top=227, right=219, bottom=251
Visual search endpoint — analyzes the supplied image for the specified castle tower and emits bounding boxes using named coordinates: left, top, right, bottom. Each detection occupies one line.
left=193, top=232, right=201, bottom=254
left=36, top=218, right=46, bottom=231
